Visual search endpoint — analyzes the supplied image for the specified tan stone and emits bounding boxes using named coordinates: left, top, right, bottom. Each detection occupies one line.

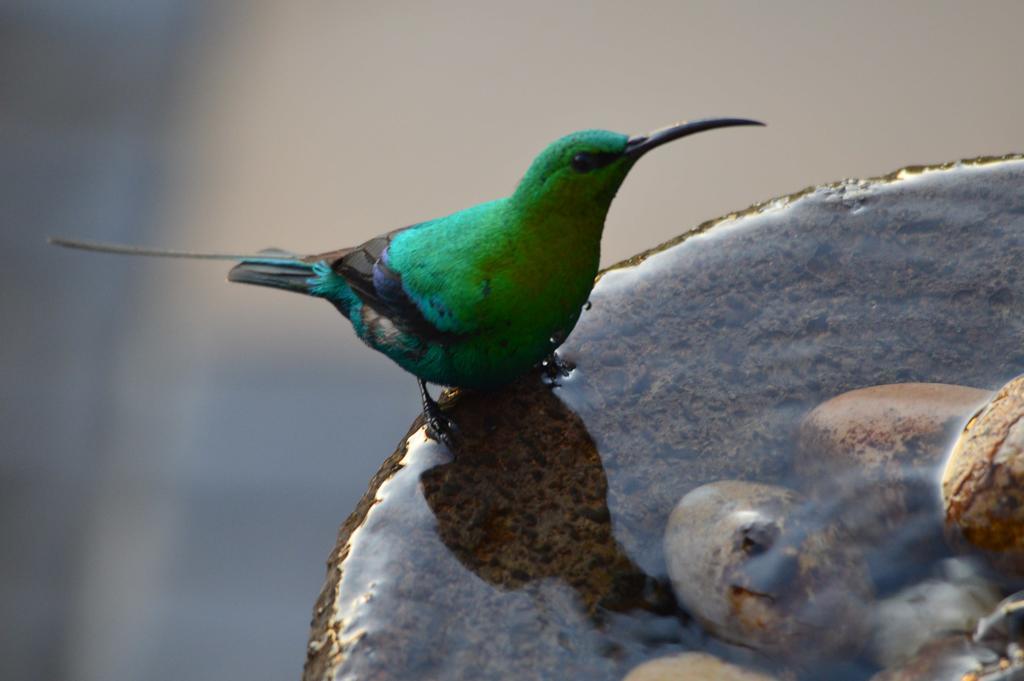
left=796, top=383, right=991, bottom=540
left=622, top=653, right=777, bottom=681
left=798, top=383, right=991, bottom=480
left=664, top=481, right=873, bottom=661
left=942, top=374, right=1024, bottom=575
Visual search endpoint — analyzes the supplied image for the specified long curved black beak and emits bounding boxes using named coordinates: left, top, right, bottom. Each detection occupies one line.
left=624, top=117, right=764, bottom=159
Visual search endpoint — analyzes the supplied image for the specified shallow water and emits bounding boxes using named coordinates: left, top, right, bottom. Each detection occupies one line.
left=305, top=157, right=1024, bottom=681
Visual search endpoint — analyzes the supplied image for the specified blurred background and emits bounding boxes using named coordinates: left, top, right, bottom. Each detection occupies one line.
left=2, top=1, right=1022, bottom=679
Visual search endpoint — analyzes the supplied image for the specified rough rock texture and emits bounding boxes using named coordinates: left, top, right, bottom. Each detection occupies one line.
left=943, top=374, right=1024, bottom=574
left=305, top=157, right=1024, bottom=681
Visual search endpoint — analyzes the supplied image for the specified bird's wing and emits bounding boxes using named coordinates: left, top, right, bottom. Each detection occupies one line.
left=307, top=226, right=459, bottom=343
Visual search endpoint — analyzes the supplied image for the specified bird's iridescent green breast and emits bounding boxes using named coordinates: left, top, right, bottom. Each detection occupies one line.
left=319, top=128, right=643, bottom=388
left=373, top=194, right=603, bottom=388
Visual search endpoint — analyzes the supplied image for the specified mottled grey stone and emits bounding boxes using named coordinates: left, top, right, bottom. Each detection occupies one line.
left=305, top=156, right=1024, bottom=681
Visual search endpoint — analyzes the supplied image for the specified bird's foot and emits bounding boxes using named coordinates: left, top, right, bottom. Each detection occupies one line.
left=418, top=380, right=458, bottom=449
left=423, top=400, right=458, bottom=448
left=541, top=352, right=573, bottom=386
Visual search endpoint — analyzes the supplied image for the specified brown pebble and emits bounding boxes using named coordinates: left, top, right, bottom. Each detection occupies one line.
left=798, top=383, right=991, bottom=480
left=621, top=652, right=778, bottom=681
left=942, top=374, right=1024, bottom=575
left=797, top=383, right=991, bottom=541
left=664, top=481, right=873, bottom=661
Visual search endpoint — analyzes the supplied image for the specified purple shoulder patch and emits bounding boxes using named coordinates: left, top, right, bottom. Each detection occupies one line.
left=372, top=247, right=407, bottom=303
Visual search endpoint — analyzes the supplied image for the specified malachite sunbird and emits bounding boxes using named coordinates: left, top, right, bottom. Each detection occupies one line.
left=52, top=117, right=763, bottom=444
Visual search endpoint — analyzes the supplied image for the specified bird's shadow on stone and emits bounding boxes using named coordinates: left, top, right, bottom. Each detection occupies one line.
left=420, top=371, right=675, bottom=616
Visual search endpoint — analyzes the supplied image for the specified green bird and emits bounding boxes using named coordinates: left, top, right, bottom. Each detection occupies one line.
left=51, top=117, right=763, bottom=444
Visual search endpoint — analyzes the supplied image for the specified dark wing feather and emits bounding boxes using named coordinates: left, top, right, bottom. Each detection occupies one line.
left=331, top=235, right=390, bottom=302
left=306, top=226, right=460, bottom=343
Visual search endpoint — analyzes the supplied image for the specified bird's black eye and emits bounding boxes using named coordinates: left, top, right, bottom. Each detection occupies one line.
left=572, top=151, right=619, bottom=173
left=571, top=152, right=595, bottom=173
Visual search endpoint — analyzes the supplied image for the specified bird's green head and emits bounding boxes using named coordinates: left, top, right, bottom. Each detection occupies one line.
left=512, top=129, right=633, bottom=213
left=512, top=118, right=764, bottom=218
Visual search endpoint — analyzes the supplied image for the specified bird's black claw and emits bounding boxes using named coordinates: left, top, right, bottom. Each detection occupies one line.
left=417, top=379, right=458, bottom=449
left=541, top=352, right=573, bottom=385
left=423, top=404, right=458, bottom=448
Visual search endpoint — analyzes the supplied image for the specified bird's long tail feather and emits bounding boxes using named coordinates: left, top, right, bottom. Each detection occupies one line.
left=49, top=236, right=318, bottom=295
left=48, top=236, right=296, bottom=261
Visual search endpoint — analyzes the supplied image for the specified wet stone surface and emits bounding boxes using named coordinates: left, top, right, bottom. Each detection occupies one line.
left=867, top=635, right=996, bottom=681
left=664, top=480, right=874, bottom=662
left=305, top=157, right=1024, bottom=681
left=795, top=383, right=992, bottom=554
